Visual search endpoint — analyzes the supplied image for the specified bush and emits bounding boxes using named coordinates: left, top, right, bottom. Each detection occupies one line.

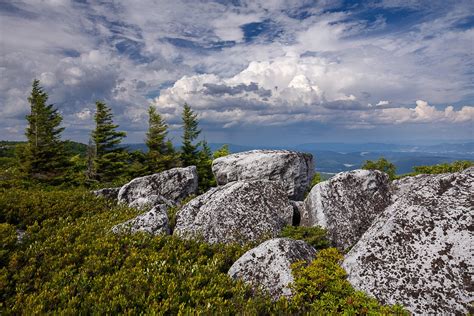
left=291, top=248, right=407, bottom=314
left=0, top=188, right=404, bottom=314
left=280, top=225, right=330, bottom=250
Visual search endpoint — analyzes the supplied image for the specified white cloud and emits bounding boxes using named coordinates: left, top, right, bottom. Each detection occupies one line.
left=75, top=108, right=92, bottom=120
left=376, top=100, right=474, bottom=124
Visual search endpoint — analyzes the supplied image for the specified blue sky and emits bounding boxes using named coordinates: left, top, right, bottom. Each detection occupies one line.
left=0, top=0, right=473, bottom=145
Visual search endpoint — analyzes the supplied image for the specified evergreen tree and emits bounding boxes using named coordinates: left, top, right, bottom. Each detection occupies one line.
left=145, top=106, right=177, bottom=172
left=196, top=140, right=215, bottom=193
left=91, top=101, right=127, bottom=182
left=20, top=79, right=69, bottom=181
left=180, top=103, right=201, bottom=166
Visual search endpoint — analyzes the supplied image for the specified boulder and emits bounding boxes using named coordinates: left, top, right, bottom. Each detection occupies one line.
left=128, top=195, right=173, bottom=210
left=92, top=187, right=121, bottom=200
left=301, top=170, right=391, bottom=250
left=118, top=166, right=198, bottom=207
left=228, top=238, right=317, bottom=299
left=212, top=150, right=314, bottom=200
left=112, top=205, right=170, bottom=236
left=173, top=180, right=293, bottom=244
left=342, top=170, right=474, bottom=315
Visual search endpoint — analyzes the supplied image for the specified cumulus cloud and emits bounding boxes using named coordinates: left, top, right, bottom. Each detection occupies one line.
left=1, top=0, right=473, bottom=143
left=376, top=100, right=474, bottom=124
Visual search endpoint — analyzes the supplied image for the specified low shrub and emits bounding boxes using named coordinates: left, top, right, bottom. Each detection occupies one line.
left=0, top=188, right=405, bottom=314
left=280, top=225, right=330, bottom=250
left=291, top=248, right=407, bottom=314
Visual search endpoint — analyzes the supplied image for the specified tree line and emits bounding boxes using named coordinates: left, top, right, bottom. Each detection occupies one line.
left=17, top=79, right=229, bottom=191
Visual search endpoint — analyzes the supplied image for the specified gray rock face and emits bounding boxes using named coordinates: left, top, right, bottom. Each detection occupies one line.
left=128, top=195, right=173, bottom=210
left=92, top=187, right=121, bottom=200
left=301, top=169, right=391, bottom=250
left=118, top=166, right=198, bottom=206
left=228, top=238, right=317, bottom=299
left=112, top=205, right=170, bottom=235
left=174, top=180, right=293, bottom=244
left=343, top=171, right=474, bottom=315
left=212, top=150, right=314, bottom=200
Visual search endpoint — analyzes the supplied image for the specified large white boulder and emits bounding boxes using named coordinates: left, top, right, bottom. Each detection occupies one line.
left=343, top=170, right=474, bottom=315
left=228, top=238, right=317, bottom=299
left=173, top=180, right=293, bottom=244
left=301, top=169, right=392, bottom=250
left=118, top=166, right=198, bottom=207
left=112, top=205, right=170, bottom=236
left=212, top=150, right=314, bottom=200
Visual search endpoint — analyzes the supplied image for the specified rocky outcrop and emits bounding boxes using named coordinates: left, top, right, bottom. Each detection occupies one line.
left=112, top=205, right=170, bottom=235
left=301, top=170, right=391, bottom=250
left=118, top=166, right=198, bottom=207
left=228, top=238, right=316, bottom=299
left=173, top=180, right=293, bottom=244
left=212, top=150, right=314, bottom=200
left=92, top=187, right=121, bottom=200
left=343, top=170, right=474, bottom=315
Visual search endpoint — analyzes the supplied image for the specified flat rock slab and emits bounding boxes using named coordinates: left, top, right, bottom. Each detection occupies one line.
left=112, top=205, right=170, bottom=236
left=118, top=166, right=198, bottom=207
left=343, top=170, right=474, bottom=315
left=228, top=238, right=316, bottom=299
left=212, top=150, right=314, bottom=200
left=301, top=169, right=391, bottom=250
left=173, top=180, right=293, bottom=244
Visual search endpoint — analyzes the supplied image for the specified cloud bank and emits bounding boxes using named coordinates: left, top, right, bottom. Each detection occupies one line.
left=0, top=0, right=473, bottom=143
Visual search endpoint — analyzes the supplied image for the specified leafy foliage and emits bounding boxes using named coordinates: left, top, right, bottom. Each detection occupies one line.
left=291, top=248, right=407, bottom=314
left=0, top=188, right=404, bottom=314
left=362, top=157, right=396, bottom=180
left=411, top=160, right=473, bottom=175
left=280, top=225, right=330, bottom=250
left=213, top=144, right=230, bottom=159
left=91, top=101, right=128, bottom=183
left=19, top=80, right=70, bottom=182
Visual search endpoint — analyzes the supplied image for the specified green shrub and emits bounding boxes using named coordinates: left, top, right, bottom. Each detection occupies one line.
left=280, top=225, right=330, bottom=250
left=0, top=188, right=404, bottom=314
left=291, top=248, right=408, bottom=314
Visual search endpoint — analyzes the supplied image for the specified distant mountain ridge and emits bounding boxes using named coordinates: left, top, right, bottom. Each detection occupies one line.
left=2, top=140, right=472, bottom=175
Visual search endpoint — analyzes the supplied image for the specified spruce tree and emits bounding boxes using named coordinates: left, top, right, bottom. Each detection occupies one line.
left=196, top=140, right=215, bottom=192
left=146, top=106, right=176, bottom=172
left=91, top=101, right=127, bottom=182
left=180, top=103, right=201, bottom=166
left=20, top=79, right=69, bottom=181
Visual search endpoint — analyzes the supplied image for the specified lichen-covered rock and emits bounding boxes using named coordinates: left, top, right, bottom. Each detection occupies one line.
left=212, top=150, right=314, bottom=200
left=118, top=166, right=198, bottom=206
left=174, top=180, right=293, bottom=244
left=112, top=205, right=170, bottom=235
left=343, top=171, right=474, bottom=315
left=228, top=238, right=316, bottom=299
left=128, top=195, right=173, bottom=210
left=301, top=169, right=391, bottom=250
left=92, top=187, right=121, bottom=200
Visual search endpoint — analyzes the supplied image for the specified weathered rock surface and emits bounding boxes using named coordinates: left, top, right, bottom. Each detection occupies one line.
left=343, top=170, right=474, bottom=315
left=174, top=180, right=293, bottom=244
left=118, top=166, right=198, bottom=206
left=92, top=187, right=121, bottom=200
left=301, top=169, right=391, bottom=250
left=228, top=238, right=316, bottom=299
left=128, top=195, right=173, bottom=210
left=212, top=150, right=314, bottom=200
left=112, top=205, right=170, bottom=235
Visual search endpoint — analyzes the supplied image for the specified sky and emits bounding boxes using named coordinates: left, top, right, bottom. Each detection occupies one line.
left=0, top=0, right=473, bottom=146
